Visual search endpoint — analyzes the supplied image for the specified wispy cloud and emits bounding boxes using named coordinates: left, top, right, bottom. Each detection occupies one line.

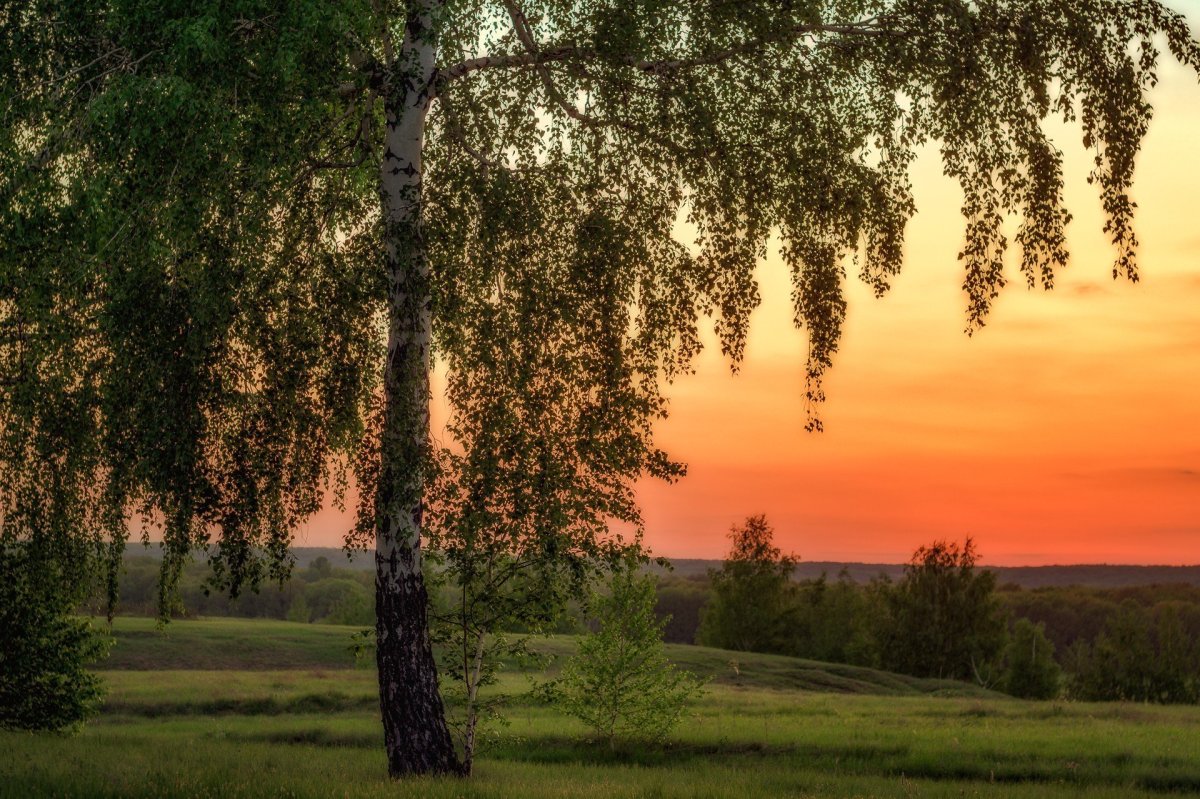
left=1062, top=466, right=1200, bottom=484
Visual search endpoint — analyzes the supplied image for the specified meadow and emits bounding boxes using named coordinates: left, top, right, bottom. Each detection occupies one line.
left=2, top=617, right=1198, bottom=798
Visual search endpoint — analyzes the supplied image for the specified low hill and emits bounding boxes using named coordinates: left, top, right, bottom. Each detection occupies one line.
left=97, top=616, right=997, bottom=698
left=662, top=559, right=1200, bottom=588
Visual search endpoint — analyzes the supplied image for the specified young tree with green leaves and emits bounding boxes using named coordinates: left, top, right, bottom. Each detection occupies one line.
left=557, top=563, right=703, bottom=748
left=3, top=0, right=1199, bottom=777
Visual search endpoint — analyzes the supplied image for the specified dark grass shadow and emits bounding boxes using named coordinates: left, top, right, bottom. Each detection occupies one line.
left=104, top=692, right=376, bottom=717
left=196, top=722, right=1200, bottom=794
left=481, top=734, right=1200, bottom=794
left=223, top=728, right=376, bottom=748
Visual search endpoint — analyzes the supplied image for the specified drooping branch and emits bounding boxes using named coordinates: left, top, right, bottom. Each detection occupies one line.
left=431, top=16, right=899, bottom=97
left=633, top=16, right=894, bottom=74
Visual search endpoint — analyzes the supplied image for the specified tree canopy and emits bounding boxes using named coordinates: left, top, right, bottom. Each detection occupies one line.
left=3, top=0, right=1199, bottom=776
left=4, top=0, right=1198, bottom=600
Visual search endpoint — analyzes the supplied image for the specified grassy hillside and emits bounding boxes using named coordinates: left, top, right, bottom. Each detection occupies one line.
left=99, top=617, right=367, bottom=670
left=98, top=617, right=995, bottom=698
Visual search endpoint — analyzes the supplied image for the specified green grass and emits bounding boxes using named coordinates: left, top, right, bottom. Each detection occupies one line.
left=98, top=617, right=370, bottom=670
left=3, top=617, right=1198, bottom=798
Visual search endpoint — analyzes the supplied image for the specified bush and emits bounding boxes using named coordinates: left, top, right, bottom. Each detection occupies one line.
left=1002, top=619, right=1061, bottom=699
left=286, top=592, right=312, bottom=623
left=305, top=578, right=373, bottom=625
left=557, top=566, right=704, bottom=747
left=0, top=550, right=108, bottom=731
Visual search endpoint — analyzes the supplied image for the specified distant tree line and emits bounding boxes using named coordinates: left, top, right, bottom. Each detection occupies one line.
left=89, top=554, right=584, bottom=633
left=88, top=556, right=377, bottom=627
left=92, top=520, right=1200, bottom=704
left=684, top=516, right=1199, bottom=703
left=691, top=518, right=1046, bottom=695
left=655, top=574, right=1200, bottom=686
left=1065, top=603, right=1199, bottom=703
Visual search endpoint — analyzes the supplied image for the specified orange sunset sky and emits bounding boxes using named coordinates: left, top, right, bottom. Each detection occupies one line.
left=305, top=15, right=1200, bottom=566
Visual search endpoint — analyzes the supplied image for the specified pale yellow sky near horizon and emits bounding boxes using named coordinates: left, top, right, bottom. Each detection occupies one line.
left=303, top=10, right=1200, bottom=566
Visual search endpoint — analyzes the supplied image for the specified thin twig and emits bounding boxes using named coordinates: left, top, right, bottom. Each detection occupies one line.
left=500, top=0, right=624, bottom=129
left=435, top=97, right=538, bottom=175
left=432, top=17, right=897, bottom=95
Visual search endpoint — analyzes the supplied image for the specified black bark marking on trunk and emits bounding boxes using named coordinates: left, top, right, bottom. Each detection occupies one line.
left=374, top=549, right=460, bottom=776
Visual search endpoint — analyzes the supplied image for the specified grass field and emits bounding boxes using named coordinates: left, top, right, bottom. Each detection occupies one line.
left=2, top=617, right=1198, bottom=798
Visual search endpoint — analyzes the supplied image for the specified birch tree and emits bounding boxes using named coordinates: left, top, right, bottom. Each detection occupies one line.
left=2, top=0, right=1198, bottom=778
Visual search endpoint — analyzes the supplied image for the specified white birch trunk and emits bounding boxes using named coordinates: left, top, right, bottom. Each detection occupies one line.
left=373, top=1, right=459, bottom=777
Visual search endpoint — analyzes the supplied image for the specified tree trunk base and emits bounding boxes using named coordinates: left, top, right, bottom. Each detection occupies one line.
left=375, top=549, right=461, bottom=777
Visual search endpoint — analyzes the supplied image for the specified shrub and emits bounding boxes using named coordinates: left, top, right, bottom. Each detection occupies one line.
left=1002, top=619, right=1061, bottom=699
